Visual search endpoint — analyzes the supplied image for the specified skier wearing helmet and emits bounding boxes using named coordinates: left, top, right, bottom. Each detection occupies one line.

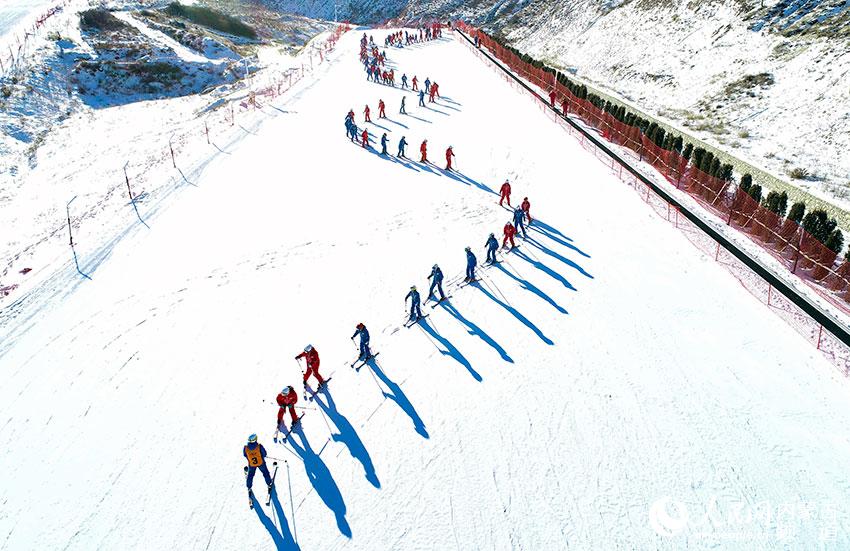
left=465, top=246, right=477, bottom=282
left=445, top=146, right=455, bottom=170
left=485, top=233, right=499, bottom=264
left=351, top=323, right=371, bottom=361
left=405, top=285, right=422, bottom=322
left=243, top=433, right=273, bottom=494
left=295, top=345, right=325, bottom=387
left=276, top=386, right=299, bottom=428
left=420, top=139, right=428, bottom=163
left=427, top=264, right=446, bottom=301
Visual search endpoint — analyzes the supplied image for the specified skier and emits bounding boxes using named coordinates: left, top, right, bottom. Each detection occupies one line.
left=378, top=99, right=386, bottom=118
left=445, top=146, right=455, bottom=170
left=295, top=345, right=325, bottom=387
left=401, top=74, right=408, bottom=88
left=276, top=385, right=299, bottom=428
left=427, top=264, right=446, bottom=301
left=397, top=136, right=408, bottom=158
left=244, top=434, right=273, bottom=494
left=418, top=89, right=426, bottom=107
left=429, top=84, right=436, bottom=103
left=400, top=95, right=407, bottom=114
left=432, top=82, right=440, bottom=98
left=412, top=75, right=418, bottom=91
left=503, top=221, right=517, bottom=250
left=521, top=196, right=532, bottom=223
left=485, top=232, right=499, bottom=264
left=549, top=89, right=556, bottom=108
left=464, top=246, right=477, bottom=282
left=424, top=77, right=431, bottom=94
left=351, top=323, right=372, bottom=361
left=381, top=132, right=389, bottom=155
left=405, top=285, right=422, bottom=322
left=513, top=206, right=527, bottom=238
left=420, top=139, right=428, bottom=163
left=361, top=129, right=369, bottom=148
left=499, top=179, right=512, bottom=206
left=364, top=104, right=371, bottom=123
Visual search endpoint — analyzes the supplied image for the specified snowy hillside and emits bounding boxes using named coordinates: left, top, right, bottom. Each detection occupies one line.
left=2, top=27, right=850, bottom=550
left=266, top=0, right=850, bottom=213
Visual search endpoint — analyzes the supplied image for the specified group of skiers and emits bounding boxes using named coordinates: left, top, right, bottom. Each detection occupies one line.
left=403, top=188, right=533, bottom=323
left=248, top=23, right=539, bottom=508
left=383, top=25, right=444, bottom=47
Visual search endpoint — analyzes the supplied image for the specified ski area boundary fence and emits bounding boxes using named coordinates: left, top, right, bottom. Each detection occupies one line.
left=0, top=24, right=350, bottom=301
left=453, top=23, right=850, bottom=375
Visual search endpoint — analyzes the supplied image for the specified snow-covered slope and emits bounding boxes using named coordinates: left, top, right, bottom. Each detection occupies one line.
left=267, top=0, right=850, bottom=211
left=2, top=29, right=850, bottom=550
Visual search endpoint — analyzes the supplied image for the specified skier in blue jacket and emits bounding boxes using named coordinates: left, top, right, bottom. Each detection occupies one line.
left=381, top=133, right=388, bottom=155
left=405, top=285, right=422, bottom=321
left=485, top=233, right=499, bottom=264
left=418, top=89, right=425, bottom=107
left=465, top=247, right=477, bottom=282
left=397, top=136, right=408, bottom=158
left=513, top=207, right=527, bottom=238
left=243, top=434, right=273, bottom=492
left=351, top=323, right=371, bottom=360
left=427, top=264, right=446, bottom=301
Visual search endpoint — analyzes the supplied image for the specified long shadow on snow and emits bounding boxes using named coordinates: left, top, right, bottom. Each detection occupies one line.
left=417, top=318, right=482, bottom=382
left=366, top=357, right=429, bottom=438
left=529, top=223, right=590, bottom=258
left=441, top=96, right=462, bottom=106
left=286, top=425, right=352, bottom=538
left=367, top=120, right=392, bottom=132
left=403, top=113, right=432, bottom=124
left=513, top=249, right=576, bottom=291
left=424, top=105, right=449, bottom=116
left=364, top=146, right=422, bottom=173
left=437, top=301, right=513, bottom=363
left=311, top=388, right=380, bottom=488
left=439, top=168, right=496, bottom=195
left=493, top=262, right=569, bottom=315
left=473, top=282, right=554, bottom=345
left=385, top=117, right=409, bottom=129
left=435, top=101, right=460, bottom=112
left=252, top=491, right=300, bottom=551
left=525, top=237, right=593, bottom=279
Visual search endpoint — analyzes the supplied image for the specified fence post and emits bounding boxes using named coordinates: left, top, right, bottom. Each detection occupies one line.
left=66, top=196, right=92, bottom=280
left=169, top=136, right=176, bottom=168
left=817, top=325, right=823, bottom=350
left=767, top=284, right=772, bottom=307
left=715, top=242, right=720, bottom=262
left=205, top=121, right=210, bottom=144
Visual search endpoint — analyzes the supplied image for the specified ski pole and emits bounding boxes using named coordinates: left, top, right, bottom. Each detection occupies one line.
left=286, top=460, right=298, bottom=545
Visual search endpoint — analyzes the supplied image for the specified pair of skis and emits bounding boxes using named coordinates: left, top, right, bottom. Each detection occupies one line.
left=351, top=352, right=380, bottom=371
left=274, top=413, right=304, bottom=444
left=404, top=313, right=429, bottom=328
left=244, top=461, right=278, bottom=509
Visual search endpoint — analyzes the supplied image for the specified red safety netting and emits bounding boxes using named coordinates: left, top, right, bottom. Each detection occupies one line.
left=454, top=21, right=850, bottom=374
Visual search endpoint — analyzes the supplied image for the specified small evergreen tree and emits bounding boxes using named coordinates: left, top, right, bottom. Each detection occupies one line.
left=673, top=136, right=684, bottom=154
left=720, top=164, right=734, bottom=181
left=682, top=143, right=693, bottom=161
left=802, top=209, right=837, bottom=245
left=748, top=184, right=762, bottom=203
left=788, top=202, right=806, bottom=224
left=825, top=229, right=844, bottom=254
left=740, top=174, right=753, bottom=194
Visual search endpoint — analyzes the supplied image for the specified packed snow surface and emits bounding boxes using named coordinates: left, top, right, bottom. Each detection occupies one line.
left=1, top=28, right=850, bottom=550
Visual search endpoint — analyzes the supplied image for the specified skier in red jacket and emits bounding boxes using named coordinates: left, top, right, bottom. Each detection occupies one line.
left=445, top=146, right=455, bottom=170
left=420, top=139, right=428, bottom=163
left=276, top=385, right=299, bottom=428
left=364, top=104, right=371, bottom=122
left=361, top=129, right=369, bottom=148
left=549, top=90, right=556, bottom=108
left=499, top=180, right=512, bottom=206
left=412, top=75, right=418, bottom=91
left=521, top=197, right=532, bottom=223
left=503, top=221, right=517, bottom=249
left=295, top=345, right=325, bottom=387
left=378, top=99, right=386, bottom=118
